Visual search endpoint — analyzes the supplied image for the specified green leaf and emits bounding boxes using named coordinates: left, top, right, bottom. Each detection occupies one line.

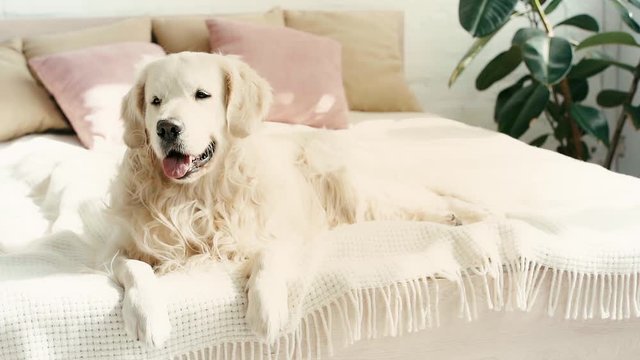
left=566, top=78, right=590, bottom=101
left=498, top=82, right=550, bottom=138
left=576, top=31, right=640, bottom=50
left=587, top=51, right=636, bottom=72
left=522, top=35, right=574, bottom=85
left=568, top=58, right=610, bottom=78
left=626, top=104, right=640, bottom=129
left=610, top=0, right=640, bottom=33
left=476, top=46, right=522, bottom=90
left=570, top=104, right=610, bottom=146
left=547, top=101, right=563, bottom=121
left=552, top=79, right=587, bottom=104
left=529, top=134, right=550, bottom=147
left=545, top=0, right=563, bottom=14
left=449, top=35, right=497, bottom=87
left=450, top=12, right=522, bottom=87
left=512, top=28, right=546, bottom=47
left=494, top=75, right=531, bottom=121
left=597, top=89, right=629, bottom=107
left=556, top=14, right=600, bottom=32
left=459, top=0, right=519, bottom=37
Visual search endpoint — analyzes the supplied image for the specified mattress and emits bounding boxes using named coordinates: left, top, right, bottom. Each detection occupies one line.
left=347, top=111, right=430, bottom=124
left=2, top=112, right=640, bottom=360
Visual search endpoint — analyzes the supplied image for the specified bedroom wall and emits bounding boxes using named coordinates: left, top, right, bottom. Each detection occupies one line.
left=0, top=0, right=637, bottom=176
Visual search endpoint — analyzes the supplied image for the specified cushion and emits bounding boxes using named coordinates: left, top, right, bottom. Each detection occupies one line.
left=29, top=42, right=166, bottom=149
left=207, top=18, right=349, bottom=129
left=22, top=18, right=152, bottom=59
left=284, top=10, right=422, bottom=112
left=154, top=8, right=285, bottom=54
left=0, top=38, right=68, bottom=142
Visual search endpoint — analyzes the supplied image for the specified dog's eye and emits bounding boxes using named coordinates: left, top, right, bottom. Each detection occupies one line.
left=195, top=90, right=211, bottom=100
left=151, top=96, right=162, bottom=106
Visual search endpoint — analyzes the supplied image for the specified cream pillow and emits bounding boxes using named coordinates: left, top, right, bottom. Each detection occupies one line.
left=284, top=10, right=421, bottom=112
left=0, top=39, right=67, bottom=141
left=153, top=8, right=285, bottom=54
left=22, top=17, right=152, bottom=59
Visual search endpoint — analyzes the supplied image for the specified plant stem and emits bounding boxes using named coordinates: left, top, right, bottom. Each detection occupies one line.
left=532, top=0, right=584, bottom=159
left=558, top=80, right=584, bottom=160
left=551, top=91, right=567, bottom=147
left=604, top=60, right=640, bottom=169
left=543, top=110, right=557, bottom=131
left=532, top=0, right=554, bottom=35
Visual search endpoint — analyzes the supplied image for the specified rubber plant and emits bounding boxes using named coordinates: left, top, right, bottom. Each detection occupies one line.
left=449, top=0, right=640, bottom=168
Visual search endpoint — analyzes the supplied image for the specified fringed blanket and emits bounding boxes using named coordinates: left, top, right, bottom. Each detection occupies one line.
left=1, top=116, right=640, bottom=360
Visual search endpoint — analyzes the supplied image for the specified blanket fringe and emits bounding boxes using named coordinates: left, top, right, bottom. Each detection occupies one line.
left=176, top=258, right=640, bottom=360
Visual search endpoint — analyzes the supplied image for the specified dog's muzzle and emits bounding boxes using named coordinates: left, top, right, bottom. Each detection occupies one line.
left=161, top=142, right=216, bottom=180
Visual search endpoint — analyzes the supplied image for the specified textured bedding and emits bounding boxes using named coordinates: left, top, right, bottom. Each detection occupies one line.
left=1, top=114, right=640, bottom=360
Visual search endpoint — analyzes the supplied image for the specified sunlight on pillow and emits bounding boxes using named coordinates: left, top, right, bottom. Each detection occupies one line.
left=207, top=18, right=349, bottom=129
left=314, top=94, right=336, bottom=114
left=83, top=83, right=131, bottom=146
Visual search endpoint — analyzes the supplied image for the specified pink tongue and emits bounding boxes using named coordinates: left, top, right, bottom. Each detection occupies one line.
left=162, top=155, right=192, bottom=179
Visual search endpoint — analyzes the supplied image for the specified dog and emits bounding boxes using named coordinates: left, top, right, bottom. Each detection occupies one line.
left=109, top=52, right=485, bottom=347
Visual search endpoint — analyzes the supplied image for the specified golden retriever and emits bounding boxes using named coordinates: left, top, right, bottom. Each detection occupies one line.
left=109, top=52, right=483, bottom=347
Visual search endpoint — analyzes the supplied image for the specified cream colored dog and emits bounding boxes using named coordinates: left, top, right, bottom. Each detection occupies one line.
left=110, top=52, right=483, bottom=347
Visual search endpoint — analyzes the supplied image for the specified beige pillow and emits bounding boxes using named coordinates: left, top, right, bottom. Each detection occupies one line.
left=22, top=17, right=152, bottom=59
left=19, top=18, right=153, bottom=133
left=0, top=39, right=68, bottom=141
left=153, top=8, right=285, bottom=53
left=285, top=10, right=421, bottom=112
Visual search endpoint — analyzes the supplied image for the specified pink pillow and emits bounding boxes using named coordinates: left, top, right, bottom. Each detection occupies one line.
left=29, top=42, right=166, bottom=148
left=206, top=18, right=349, bottom=129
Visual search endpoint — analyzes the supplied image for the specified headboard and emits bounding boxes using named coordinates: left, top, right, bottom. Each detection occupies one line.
left=0, top=17, right=128, bottom=41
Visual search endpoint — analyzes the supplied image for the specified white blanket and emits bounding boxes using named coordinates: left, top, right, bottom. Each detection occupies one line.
left=1, top=116, right=640, bottom=360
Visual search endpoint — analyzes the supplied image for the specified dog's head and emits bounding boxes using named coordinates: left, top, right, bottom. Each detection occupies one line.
left=121, top=52, right=272, bottom=183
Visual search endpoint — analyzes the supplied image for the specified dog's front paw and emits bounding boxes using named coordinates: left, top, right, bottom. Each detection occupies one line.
left=246, top=271, right=289, bottom=344
left=122, top=286, right=172, bottom=348
left=447, top=213, right=463, bottom=226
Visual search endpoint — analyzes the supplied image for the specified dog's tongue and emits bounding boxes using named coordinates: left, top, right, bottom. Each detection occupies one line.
left=162, top=155, right=192, bottom=179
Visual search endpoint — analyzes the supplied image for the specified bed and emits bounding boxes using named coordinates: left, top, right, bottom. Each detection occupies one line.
left=3, top=111, right=640, bottom=360
left=2, top=14, right=640, bottom=360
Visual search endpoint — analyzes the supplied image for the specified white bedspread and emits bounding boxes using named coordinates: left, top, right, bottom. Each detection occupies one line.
left=1, top=115, right=640, bottom=360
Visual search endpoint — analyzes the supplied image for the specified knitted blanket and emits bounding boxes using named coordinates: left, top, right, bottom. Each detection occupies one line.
left=1, top=117, right=640, bottom=360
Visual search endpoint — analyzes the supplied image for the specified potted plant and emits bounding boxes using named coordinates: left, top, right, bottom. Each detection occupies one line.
left=449, top=0, right=640, bottom=168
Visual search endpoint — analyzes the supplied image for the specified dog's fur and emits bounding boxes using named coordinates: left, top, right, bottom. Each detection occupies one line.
left=110, top=52, right=484, bottom=347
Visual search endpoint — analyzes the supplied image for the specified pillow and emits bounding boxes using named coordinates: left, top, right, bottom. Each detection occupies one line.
left=284, top=10, right=422, bottom=112
left=0, top=39, right=68, bottom=142
left=206, top=18, right=349, bottom=129
left=22, top=17, right=152, bottom=59
left=154, top=8, right=285, bottom=54
left=29, top=42, right=166, bottom=149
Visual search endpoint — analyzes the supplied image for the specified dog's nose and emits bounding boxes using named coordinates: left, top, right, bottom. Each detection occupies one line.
left=156, top=119, right=183, bottom=142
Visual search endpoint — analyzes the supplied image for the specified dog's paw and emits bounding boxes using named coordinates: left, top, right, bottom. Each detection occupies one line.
left=446, top=213, right=463, bottom=226
left=122, top=286, right=171, bottom=348
left=245, top=271, right=289, bottom=344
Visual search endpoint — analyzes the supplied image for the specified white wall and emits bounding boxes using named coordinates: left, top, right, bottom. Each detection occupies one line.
left=0, top=0, right=637, bottom=175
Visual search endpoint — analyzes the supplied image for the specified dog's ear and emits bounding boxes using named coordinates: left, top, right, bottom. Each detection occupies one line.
left=121, top=71, right=147, bottom=148
left=223, top=57, right=272, bottom=138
